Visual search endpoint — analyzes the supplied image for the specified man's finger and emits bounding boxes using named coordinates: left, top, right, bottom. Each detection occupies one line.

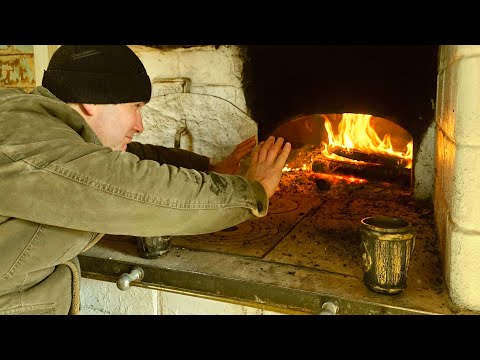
left=234, top=138, right=256, bottom=154
left=266, top=137, right=285, bottom=164
left=236, top=136, right=256, bottom=149
left=231, top=137, right=256, bottom=160
left=249, top=142, right=261, bottom=165
left=242, top=135, right=257, bottom=144
left=275, top=141, right=291, bottom=168
left=257, top=136, right=275, bottom=163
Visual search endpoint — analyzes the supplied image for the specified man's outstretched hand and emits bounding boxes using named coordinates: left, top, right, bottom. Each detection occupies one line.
left=245, top=136, right=291, bottom=198
left=209, top=135, right=257, bottom=175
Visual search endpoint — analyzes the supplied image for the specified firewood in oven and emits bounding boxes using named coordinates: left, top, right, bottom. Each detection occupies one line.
left=328, top=145, right=411, bottom=169
left=312, top=158, right=411, bottom=186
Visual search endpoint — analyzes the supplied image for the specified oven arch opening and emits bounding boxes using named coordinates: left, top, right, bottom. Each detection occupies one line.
left=272, top=113, right=413, bottom=188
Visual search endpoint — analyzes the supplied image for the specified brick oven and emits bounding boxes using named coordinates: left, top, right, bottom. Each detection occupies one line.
left=245, top=45, right=437, bottom=198
left=127, top=45, right=480, bottom=312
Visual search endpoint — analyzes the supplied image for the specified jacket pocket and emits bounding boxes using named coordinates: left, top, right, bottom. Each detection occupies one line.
left=2, top=221, right=94, bottom=279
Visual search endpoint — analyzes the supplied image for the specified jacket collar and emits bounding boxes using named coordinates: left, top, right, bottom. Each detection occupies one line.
left=30, top=86, right=103, bottom=146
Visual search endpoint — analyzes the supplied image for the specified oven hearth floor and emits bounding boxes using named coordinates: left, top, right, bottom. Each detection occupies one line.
left=170, top=172, right=450, bottom=310
left=174, top=172, right=441, bottom=287
left=82, top=172, right=478, bottom=314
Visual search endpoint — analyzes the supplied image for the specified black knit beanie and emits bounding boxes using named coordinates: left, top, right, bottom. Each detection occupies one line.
left=42, top=45, right=151, bottom=104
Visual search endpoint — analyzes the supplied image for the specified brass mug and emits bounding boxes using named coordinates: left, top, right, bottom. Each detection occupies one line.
left=136, top=236, right=171, bottom=259
left=360, top=216, right=415, bottom=295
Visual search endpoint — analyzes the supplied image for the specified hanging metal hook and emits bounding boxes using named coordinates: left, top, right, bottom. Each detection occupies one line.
left=174, top=118, right=189, bottom=149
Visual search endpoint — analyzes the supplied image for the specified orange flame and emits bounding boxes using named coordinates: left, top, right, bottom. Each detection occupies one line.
left=281, top=113, right=413, bottom=185
left=321, top=113, right=413, bottom=169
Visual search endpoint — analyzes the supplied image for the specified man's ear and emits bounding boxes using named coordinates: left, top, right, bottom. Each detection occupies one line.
left=81, top=104, right=97, bottom=116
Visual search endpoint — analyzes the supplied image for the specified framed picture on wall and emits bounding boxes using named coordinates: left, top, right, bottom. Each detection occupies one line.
left=0, top=45, right=35, bottom=91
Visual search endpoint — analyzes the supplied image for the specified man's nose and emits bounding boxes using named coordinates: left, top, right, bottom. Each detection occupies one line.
left=133, top=114, right=144, bottom=134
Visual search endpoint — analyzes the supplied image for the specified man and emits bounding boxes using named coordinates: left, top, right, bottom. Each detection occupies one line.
left=0, top=45, right=291, bottom=315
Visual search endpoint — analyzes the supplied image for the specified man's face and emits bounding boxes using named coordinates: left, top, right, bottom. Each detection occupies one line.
left=87, top=102, right=145, bottom=151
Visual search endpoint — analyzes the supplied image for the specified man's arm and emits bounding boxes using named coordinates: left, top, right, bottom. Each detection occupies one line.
left=126, top=142, right=210, bottom=171
left=209, top=136, right=257, bottom=174
left=127, top=135, right=257, bottom=175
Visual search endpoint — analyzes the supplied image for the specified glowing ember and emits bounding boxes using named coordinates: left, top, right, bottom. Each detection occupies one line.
left=282, top=164, right=309, bottom=172
left=314, top=172, right=367, bottom=184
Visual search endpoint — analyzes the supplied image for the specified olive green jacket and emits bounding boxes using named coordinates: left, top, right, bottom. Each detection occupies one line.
left=0, top=87, right=268, bottom=315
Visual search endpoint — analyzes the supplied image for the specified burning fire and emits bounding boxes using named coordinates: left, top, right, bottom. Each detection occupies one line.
left=321, top=113, right=413, bottom=169
left=282, top=113, right=413, bottom=185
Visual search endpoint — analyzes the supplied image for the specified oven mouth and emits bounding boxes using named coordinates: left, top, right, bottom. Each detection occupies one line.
left=244, top=45, right=438, bottom=153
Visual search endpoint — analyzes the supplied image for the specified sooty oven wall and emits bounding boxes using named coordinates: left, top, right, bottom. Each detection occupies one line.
left=243, top=45, right=438, bottom=150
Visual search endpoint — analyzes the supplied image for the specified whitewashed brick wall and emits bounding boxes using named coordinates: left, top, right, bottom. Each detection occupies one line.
left=436, top=45, right=480, bottom=311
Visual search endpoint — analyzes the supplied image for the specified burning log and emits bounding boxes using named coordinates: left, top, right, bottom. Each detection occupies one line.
left=312, top=157, right=411, bottom=186
left=328, top=145, right=410, bottom=169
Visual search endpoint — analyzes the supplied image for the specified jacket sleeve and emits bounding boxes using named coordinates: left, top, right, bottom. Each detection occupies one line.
left=0, top=95, right=268, bottom=237
left=126, top=142, right=210, bottom=171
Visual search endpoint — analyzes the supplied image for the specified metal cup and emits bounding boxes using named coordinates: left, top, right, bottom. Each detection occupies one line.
left=360, top=216, right=415, bottom=295
left=136, top=236, right=171, bottom=259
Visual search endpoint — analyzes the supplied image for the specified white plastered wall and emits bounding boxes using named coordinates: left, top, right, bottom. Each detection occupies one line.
left=130, top=45, right=257, bottom=165
left=33, top=45, right=60, bottom=85
left=413, top=121, right=436, bottom=200
left=436, top=45, right=480, bottom=311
